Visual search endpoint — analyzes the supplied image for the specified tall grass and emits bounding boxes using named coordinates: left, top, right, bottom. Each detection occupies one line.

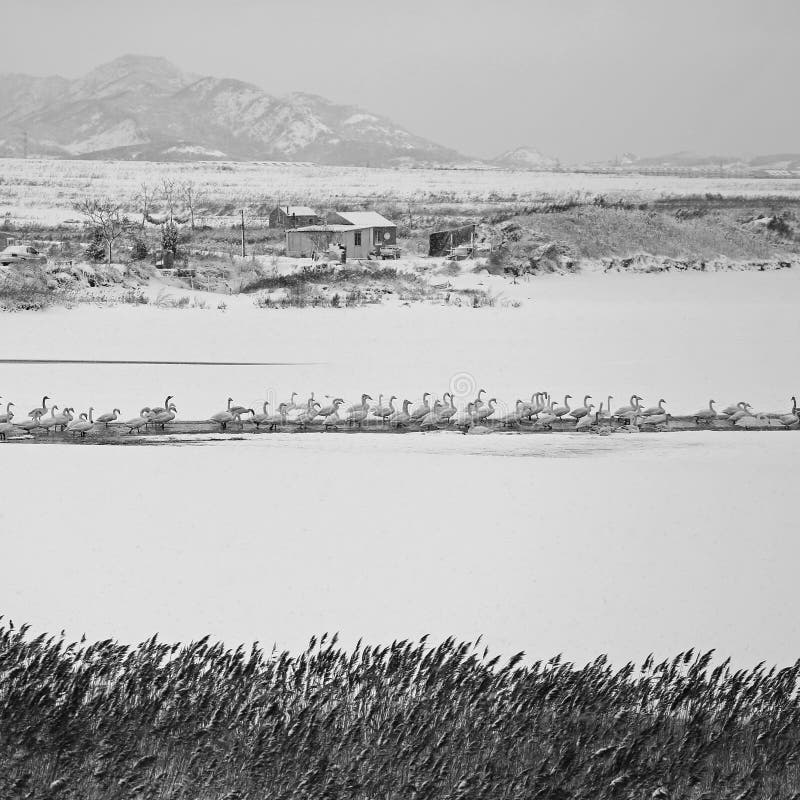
left=1, top=620, right=799, bottom=799
left=519, top=205, right=800, bottom=260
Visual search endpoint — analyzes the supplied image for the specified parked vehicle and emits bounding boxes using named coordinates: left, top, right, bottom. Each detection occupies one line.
left=0, top=245, right=47, bottom=267
left=376, top=244, right=401, bottom=260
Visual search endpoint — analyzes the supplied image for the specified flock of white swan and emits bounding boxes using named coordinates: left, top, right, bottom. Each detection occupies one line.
left=1, top=391, right=798, bottom=440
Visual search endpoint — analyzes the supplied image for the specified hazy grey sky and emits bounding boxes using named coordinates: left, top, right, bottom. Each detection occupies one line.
left=3, top=0, right=799, bottom=161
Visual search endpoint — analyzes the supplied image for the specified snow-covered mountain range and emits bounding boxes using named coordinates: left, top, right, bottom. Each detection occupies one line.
left=0, top=55, right=464, bottom=165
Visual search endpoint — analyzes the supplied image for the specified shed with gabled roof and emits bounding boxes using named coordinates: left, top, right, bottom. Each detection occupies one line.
left=325, top=210, right=397, bottom=250
left=269, top=205, right=322, bottom=228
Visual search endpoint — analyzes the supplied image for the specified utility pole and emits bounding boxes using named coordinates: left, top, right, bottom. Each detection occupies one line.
left=240, top=209, right=246, bottom=257
left=22, top=130, right=28, bottom=159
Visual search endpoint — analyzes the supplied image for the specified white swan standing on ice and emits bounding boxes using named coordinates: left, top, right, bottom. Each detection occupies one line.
left=281, top=392, right=300, bottom=412
left=492, top=399, right=525, bottom=427
left=294, top=402, right=320, bottom=429
left=316, top=397, right=343, bottom=418
left=451, top=402, right=475, bottom=431
left=693, top=400, right=716, bottom=425
left=535, top=399, right=558, bottom=430
left=0, top=401, right=14, bottom=424
left=68, top=408, right=95, bottom=438
left=39, top=406, right=61, bottom=434
left=780, top=397, right=798, bottom=427
left=96, top=408, right=121, bottom=427
left=613, top=395, right=641, bottom=418
left=345, top=395, right=372, bottom=428
left=251, top=402, right=272, bottom=429
left=641, top=399, right=667, bottom=417
left=263, top=403, right=288, bottom=431
left=374, top=395, right=397, bottom=424
left=123, top=408, right=152, bottom=433
left=719, top=401, right=746, bottom=417
left=552, top=394, right=573, bottom=421
left=437, top=393, right=457, bottom=423
left=28, top=395, right=50, bottom=418
left=575, top=403, right=596, bottom=431
left=0, top=403, right=22, bottom=439
left=52, top=407, right=73, bottom=432
left=389, top=399, right=412, bottom=429
left=151, top=404, right=178, bottom=430
left=209, top=399, right=237, bottom=431
left=345, top=393, right=372, bottom=415
left=409, top=393, right=431, bottom=422
left=419, top=400, right=444, bottom=430
left=727, top=403, right=751, bottom=423
left=150, top=395, right=173, bottom=415
left=571, top=395, right=592, bottom=421
left=473, top=398, right=497, bottom=424
left=321, top=399, right=345, bottom=430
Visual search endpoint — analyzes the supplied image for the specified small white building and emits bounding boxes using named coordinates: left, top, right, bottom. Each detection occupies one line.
left=285, top=210, right=397, bottom=260
left=285, top=225, right=372, bottom=260
left=326, top=211, right=397, bottom=250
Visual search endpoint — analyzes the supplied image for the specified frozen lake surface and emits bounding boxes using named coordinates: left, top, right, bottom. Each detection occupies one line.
left=2, top=267, right=799, bottom=666
left=2, top=267, right=800, bottom=418
left=2, top=429, right=798, bottom=668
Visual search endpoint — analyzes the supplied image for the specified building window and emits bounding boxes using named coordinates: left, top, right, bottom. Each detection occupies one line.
left=354, top=232, right=362, bottom=246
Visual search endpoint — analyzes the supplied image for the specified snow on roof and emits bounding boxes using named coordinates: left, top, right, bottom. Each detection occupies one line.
left=330, top=211, right=395, bottom=228
left=281, top=206, right=318, bottom=216
left=292, top=225, right=363, bottom=232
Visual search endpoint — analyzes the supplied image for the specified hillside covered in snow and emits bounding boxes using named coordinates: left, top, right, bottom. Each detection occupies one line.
left=0, top=55, right=464, bottom=166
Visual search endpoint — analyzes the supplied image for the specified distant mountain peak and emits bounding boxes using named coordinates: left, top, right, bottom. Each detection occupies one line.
left=70, top=54, right=195, bottom=100
left=0, top=56, right=464, bottom=165
left=491, top=146, right=558, bottom=169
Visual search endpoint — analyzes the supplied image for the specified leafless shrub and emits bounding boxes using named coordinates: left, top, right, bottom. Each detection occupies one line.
left=0, top=264, right=54, bottom=310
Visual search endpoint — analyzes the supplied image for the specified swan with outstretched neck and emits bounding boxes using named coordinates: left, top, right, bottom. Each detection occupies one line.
left=389, top=399, right=412, bottom=428
left=28, top=395, right=50, bottom=418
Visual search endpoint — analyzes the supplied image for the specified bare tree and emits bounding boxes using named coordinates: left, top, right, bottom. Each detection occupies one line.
left=134, top=182, right=157, bottom=229
left=180, top=181, right=203, bottom=230
left=74, top=198, right=129, bottom=265
left=161, top=178, right=177, bottom=224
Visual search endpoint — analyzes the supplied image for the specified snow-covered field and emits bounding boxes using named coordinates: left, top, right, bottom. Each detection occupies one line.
left=2, top=158, right=800, bottom=225
left=2, top=267, right=799, bottom=666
